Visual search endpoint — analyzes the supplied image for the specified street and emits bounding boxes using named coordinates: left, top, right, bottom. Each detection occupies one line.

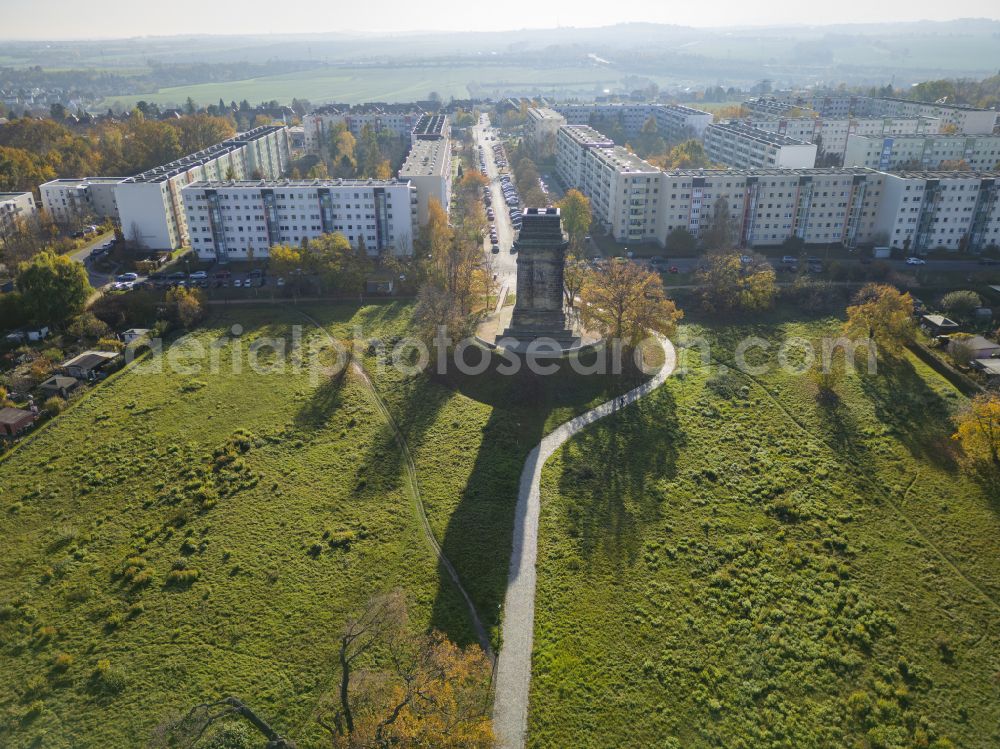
left=68, top=231, right=116, bottom=290
left=474, top=115, right=517, bottom=290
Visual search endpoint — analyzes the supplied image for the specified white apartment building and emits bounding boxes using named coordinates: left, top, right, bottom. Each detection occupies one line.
left=793, top=94, right=998, bottom=135
left=657, top=168, right=886, bottom=248
left=303, top=105, right=425, bottom=153
left=844, top=133, right=1000, bottom=171
left=704, top=122, right=818, bottom=169
left=115, top=125, right=290, bottom=250
left=554, top=125, right=614, bottom=190
left=554, top=103, right=713, bottom=140
left=525, top=108, right=568, bottom=158
left=411, top=113, right=450, bottom=143
left=874, top=171, right=1000, bottom=253
left=39, top=177, right=123, bottom=225
left=745, top=115, right=942, bottom=160
left=398, top=138, right=452, bottom=226
left=181, top=179, right=418, bottom=263
left=0, top=192, right=38, bottom=234
left=585, top=146, right=663, bottom=244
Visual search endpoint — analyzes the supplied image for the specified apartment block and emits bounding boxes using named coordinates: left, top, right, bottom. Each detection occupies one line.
left=554, top=103, right=713, bottom=141
left=657, top=167, right=885, bottom=248
left=844, top=133, right=1000, bottom=171
left=303, top=104, right=425, bottom=153
left=704, top=122, right=818, bottom=169
left=554, top=125, right=614, bottom=190
left=115, top=125, right=290, bottom=250
left=181, top=179, right=418, bottom=262
left=398, top=138, right=452, bottom=226
left=411, top=113, right=451, bottom=143
left=0, top=192, right=38, bottom=234
left=39, top=177, right=123, bottom=225
left=745, top=115, right=942, bottom=160
left=525, top=108, right=568, bottom=158
left=874, top=171, right=1000, bottom=253
left=585, top=146, right=663, bottom=244
left=793, top=94, right=997, bottom=135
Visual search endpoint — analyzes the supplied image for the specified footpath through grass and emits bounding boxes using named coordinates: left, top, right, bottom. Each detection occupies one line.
left=0, top=304, right=447, bottom=747
left=530, top=315, right=1000, bottom=748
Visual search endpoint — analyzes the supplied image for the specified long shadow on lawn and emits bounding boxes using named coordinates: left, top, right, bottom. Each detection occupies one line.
left=858, top=356, right=961, bottom=471
left=554, top=388, right=682, bottom=569
left=426, top=356, right=657, bottom=648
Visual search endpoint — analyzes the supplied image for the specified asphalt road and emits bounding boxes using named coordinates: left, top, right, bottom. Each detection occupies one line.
left=475, top=115, right=518, bottom=287
left=68, top=231, right=116, bottom=289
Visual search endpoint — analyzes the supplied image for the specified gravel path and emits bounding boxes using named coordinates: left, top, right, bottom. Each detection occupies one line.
left=492, top=337, right=677, bottom=749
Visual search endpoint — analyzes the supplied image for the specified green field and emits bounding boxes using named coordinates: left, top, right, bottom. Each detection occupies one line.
left=530, top=315, right=1000, bottom=748
left=0, top=304, right=462, bottom=747
left=0, top=300, right=648, bottom=746
left=100, top=64, right=628, bottom=109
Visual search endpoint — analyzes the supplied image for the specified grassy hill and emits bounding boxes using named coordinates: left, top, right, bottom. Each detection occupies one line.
left=530, top=315, right=1000, bottom=748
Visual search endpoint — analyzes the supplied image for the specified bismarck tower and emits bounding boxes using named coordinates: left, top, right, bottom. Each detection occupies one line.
left=502, top=207, right=578, bottom=352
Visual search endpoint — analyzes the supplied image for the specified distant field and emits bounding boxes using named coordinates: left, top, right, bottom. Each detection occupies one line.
left=530, top=314, right=1000, bottom=748
left=100, top=64, right=628, bottom=108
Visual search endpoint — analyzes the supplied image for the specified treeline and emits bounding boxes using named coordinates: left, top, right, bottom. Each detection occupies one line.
left=905, top=73, right=1000, bottom=109
left=0, top=113, right=238, bottom=194
left=290, top=122, right=407, bottom=181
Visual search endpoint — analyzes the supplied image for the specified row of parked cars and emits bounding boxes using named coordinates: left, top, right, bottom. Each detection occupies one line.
left=109, top=268, right=284, bottom=293
left=492, top=142, right=508, bottom=171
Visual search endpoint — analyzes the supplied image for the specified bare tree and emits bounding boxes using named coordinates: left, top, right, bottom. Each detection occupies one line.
left=154, top=695, right=295, bottom=748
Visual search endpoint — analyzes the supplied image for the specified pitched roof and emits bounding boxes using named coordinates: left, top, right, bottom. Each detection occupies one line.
left=0, top=407, right=33, bottom=425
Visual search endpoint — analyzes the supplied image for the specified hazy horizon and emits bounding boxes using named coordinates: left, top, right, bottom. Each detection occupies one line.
left=3, top=1, right=999, bottom=41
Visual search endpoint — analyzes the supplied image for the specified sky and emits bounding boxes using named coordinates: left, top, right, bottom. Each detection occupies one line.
left=2, top=0, right=998, bottom=39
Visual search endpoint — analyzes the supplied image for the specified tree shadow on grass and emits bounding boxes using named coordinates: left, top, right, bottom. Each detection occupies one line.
left=293, top=363, right=349, bottom=429
left=554, top=388, right=682, bottom=569
left=857, top=356, right=962, bottom=471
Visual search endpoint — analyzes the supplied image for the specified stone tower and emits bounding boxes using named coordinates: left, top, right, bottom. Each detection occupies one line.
left=502, top=207, right=576, bottom=350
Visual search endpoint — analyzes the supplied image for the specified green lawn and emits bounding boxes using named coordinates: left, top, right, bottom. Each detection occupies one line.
left=530, top=315, right=1000, bottom=748
left=0, top=304, right=458, bottom=747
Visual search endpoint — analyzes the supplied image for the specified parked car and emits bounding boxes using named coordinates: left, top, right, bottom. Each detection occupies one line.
left=905, top=256, right=926, bottom=265
left=189, top=270, right=208, bottom=280
left=233, top=278, right=243, bottom=288
left=116, top=272, right=138, bottom=282
left=781, top=255, right=797, bottom=264
left=167, top=271, right=187, bottom=281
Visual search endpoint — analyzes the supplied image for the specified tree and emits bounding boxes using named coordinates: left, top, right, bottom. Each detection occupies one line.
left=316, top=590, right=493, bottom=749
left=940, top=290, right=982, bottom=321
left=634, top=115, right=666, bottom=158
left=953, top=393, right=1000, bottom=467
left=665, top=227, right=697, bottom=254
left=16, top=251, right=93, bottom=326
left=699, top=197, right=735, bottom=251
left=579, top=259, right=683, bottom=349
left=563, top=257, right=590, bottom=311
left=558, top=189, right=592, bottom=257
left=843, top=283, right=914, bottom=355
left=165, top=286, right=205, bottom=330
left=695, top=251, right=776, bottom=315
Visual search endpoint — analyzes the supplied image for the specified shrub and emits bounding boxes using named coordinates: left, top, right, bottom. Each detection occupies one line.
left=165, top=568, right=200, bottom=588
left=90, top=659, right=126, bottom=695
left=51, top=653, right=74, bottom=673
left=43, top=396, right=66, bottom=417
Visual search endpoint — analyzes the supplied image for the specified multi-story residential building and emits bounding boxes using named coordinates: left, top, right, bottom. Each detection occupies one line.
left=844, top=133, right=1000, bottom=171
left=704, top=122, right=818, bottom=169
left=398, top=138, right=452, bottom=226
left=39, top=177, right=123, bottom=225
left=789, top=94, right=997, bottom=135
left=0, top=192, right=38, bottom=234
left=411, top=113, right=450, bottom=143
left=524, top=108, right=568, bottom=158
left=585, top=146, right=663, bottom=244
left=180, top=179, right=418, bottom=263
left=874, top=171, right=1000, bottom=253
left=303, top=104, right=425, bottom=153
left=657, top=167, right=886, bottom=248
left=743, top=98, right=818, bottom=119
left=115, top=125, right=290, bottom=250
left=554, top=125, right=614, bottom=190
left=554, top=103, right=713, bottom=141
left=745, top=115, right=942, bottom=161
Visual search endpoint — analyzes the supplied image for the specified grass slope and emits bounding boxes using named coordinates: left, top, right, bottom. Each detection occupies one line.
left=530, top=316, right=1000, bottom=748
left=0, top=304, right=454, bottom=748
